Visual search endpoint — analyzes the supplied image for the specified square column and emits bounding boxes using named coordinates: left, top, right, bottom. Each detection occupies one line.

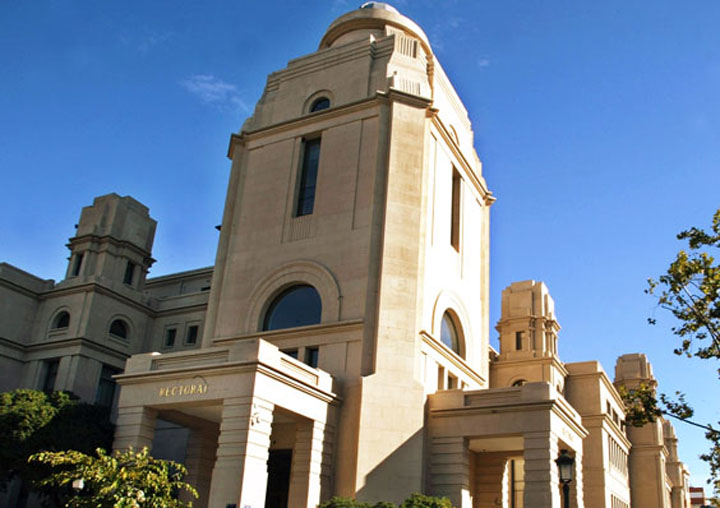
left=523, top=431, right=561, bottom=507
left=113, top=405, right=157, bottom=451
left=183, top=426, right=219, bottom=508
left=288, top=419, right=334, bottom=508
left=207, top=396, right=274, bottom=508
left=430, top=436, right=472, bottom=508
left=570, top=449, right=584, bottom=508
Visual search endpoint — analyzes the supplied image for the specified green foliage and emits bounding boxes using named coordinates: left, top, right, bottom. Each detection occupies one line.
left=400, top=493, right=453, bottom=508
left=0, top=389, right=114, bottom=495
left=646, top=207, right=720, bottom=497
left=318, top=494, right=453, bottom=508
left=646, top=208, right=720, bottom=359
left=617, top=383, right=662, bottom=427
left=30, top=447, right=197, bottom=508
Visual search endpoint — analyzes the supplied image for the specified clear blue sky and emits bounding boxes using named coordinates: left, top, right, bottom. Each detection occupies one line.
left=1, top=0, right=719, bottom=490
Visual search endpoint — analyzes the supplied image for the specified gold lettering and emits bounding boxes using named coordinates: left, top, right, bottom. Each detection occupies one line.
left=157, top=381, right=208, bottom=398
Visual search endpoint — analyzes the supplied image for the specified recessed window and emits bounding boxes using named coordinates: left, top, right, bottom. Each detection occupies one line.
left=512, top=379, right=527, bottom=387
left=296, top=138, right=321, bottom=217
left=164, top=328, right=177, bottom=348
left=185, top=325, right=199, bottom=345
left=42, top=359, right=60, bottom=393
left=109, top=319, right=129, bottom=340
left=123, top=261, right=136, bottom=285
left=451, top=170, right=461, bottom=251
left=440, top=312, right=460, bottom=354
left=263, top=285, right=322, bottom=331
left=515, top=331, right=524, bottom=351
left=310, top=97, right=330, bottom=112
left=51, top=311, right=70, bottom=330
left=95, top=365, right=121, bottom=407
left=305, top=347, right=319, bottom=368
left=71, top=254, right=84, bottom=277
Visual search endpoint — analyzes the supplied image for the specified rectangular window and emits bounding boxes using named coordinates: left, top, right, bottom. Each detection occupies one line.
left=95, top=365, right=121, bottom=407
left=296, top=138, right=321, bottom=217
left=123, top=261, right=136, bottom=285
left=304, top=347, right=319, bottom=368
left=451, top=170, right=461, bottom=250
left=71, top=253, right=84, bottom=277
left=164, top=328, right=177, bottom=348
left=42, top=359, right=60, bottom=393
left=185, top=324, right=199, bottom=345
left=515, top=331, right=524, bottom=351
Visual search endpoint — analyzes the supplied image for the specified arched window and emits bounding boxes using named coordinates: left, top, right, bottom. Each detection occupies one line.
left=440, top=311, right=461, bottom=354
left=109, top=319, right=129, bottom=339
left=310, top=97, right=330, bottom=113
left=263, top=285, right=322, bottom=331
left=51, top=311, right=70, bottom=329
left=512, top=379, right=527, bottom=387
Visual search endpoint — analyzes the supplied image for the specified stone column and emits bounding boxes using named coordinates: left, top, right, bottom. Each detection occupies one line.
left=207, top=396, right=274, bottom=508
left=288, top=419, right=333, bottom=508
left=570, top=448, right=584, bottom=508
left=430, top=436, right=472, bottom=508
left=523, top=431, right=561, bottom=507
left=113, top=405, right=157, bottom=451
left=183, top=425, right=219, bottom=508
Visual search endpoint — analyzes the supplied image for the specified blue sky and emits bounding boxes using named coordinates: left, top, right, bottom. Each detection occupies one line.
left=1, top=0, right=719, bottom=490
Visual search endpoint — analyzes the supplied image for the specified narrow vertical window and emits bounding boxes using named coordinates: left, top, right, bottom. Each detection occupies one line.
left=95, top=365, right=121, bottom=407
left=164, top=328, right=177, bottom=348
left=71, top=253, right=84, bottom=276
left=123, top=261, right=136, bottom=285
left=42, top=359, right=60, bottom=393
left=305, top=347, right=319, bottom=368
left=185, top=324, right=199, bottom=345
left=451, top=169, right=461, bottom=250
left=296, top=138, right=321, bottom=217
left=515, top=331, right=524, bottom=351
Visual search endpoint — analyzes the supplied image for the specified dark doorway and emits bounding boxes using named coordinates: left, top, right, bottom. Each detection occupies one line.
left=265, top=449, right=292, bottom=508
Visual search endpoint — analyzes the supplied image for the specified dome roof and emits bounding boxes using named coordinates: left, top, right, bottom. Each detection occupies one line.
left=319, top=2, right=431, bottom=53
left=359, top=2, right=399, bottom=13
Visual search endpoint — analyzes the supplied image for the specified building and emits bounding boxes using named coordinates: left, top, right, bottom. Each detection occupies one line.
left=0, top=3, right=693, bottom=508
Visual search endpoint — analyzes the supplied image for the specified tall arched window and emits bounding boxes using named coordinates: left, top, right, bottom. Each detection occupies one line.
left=109, top=319, right=129, bottom=339
left=51, top=311, right=70, bottom=329
left=440, top=311, right=461, bottom=355
left=263, top=285, right=322, bottom=331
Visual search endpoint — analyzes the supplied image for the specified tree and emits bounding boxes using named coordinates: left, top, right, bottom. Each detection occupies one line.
left=318, top=494, right=454, bottom=508
left=645, top=207, right=720, bottom=496
left=0, top=389, right=114, bottom=504
left=30, top=447, right=197, bottom=508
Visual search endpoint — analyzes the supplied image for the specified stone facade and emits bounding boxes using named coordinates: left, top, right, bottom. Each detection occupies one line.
left=0, top=3, right=693, bottom=508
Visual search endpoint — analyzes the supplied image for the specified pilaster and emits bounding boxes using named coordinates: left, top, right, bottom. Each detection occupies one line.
left=113, top=405, right=158, bottom=451
left=430, top=436, right=471, bottom=508
left=523, top=431, right=561, bottom=507
left=207, top=396, right=274, bottom=508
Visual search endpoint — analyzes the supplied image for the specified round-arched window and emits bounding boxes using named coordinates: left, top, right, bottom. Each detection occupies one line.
left=52, top=311, right=70, bottom=329
left=310, top=97, right=330, bottom=113
left=440, top=312, right=460, bottom=354
left=109, top=319, right=129, bottom=339
left=512, top=379, right=527, bottom=387
left=263, top=285, right=322, bottom=331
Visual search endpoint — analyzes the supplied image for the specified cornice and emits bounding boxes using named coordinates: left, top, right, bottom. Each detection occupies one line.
left=212, top=319, right=364, bottom=346
left=428, top=111, right=493, bottom=204
left=420, top=330, right=485, bottom=385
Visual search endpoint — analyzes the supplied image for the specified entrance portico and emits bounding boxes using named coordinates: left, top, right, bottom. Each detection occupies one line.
left=428, top=382, right=588, bottom=508
left=113, top=338, right=338, bottom=508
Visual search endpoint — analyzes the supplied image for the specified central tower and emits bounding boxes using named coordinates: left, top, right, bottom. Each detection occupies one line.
left=205, top=2, right=494, bottom=502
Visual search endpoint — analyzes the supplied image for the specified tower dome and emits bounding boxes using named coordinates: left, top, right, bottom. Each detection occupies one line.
left=319, top=1, right=431, bottom=54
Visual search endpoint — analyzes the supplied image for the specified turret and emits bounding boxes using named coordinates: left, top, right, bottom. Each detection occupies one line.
left=63, top=193, right=156, bottom=291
